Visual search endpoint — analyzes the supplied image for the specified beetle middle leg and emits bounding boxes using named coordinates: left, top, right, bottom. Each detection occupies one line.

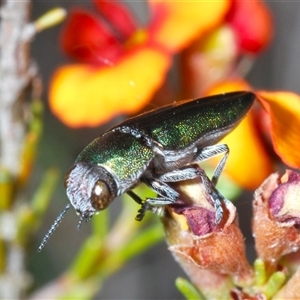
left=158, top=167, right=224, bottom=223
left=133, top=166, right=225, bottom=222
left=194, top=143, right=229, bottom=186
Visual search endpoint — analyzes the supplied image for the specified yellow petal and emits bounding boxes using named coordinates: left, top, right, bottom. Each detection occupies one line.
left=219, top=112, right=274, bottom=189
left=205, top=79, right=251, bottom=95
left=148, top=0, right=230, bottom=52
left=49, top=47, right=171, bottom=127
left=257, top=91, right=300, bottom=168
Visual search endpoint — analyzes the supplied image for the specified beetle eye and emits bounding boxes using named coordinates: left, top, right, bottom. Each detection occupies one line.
left=91, top=180, right=112, bottom=211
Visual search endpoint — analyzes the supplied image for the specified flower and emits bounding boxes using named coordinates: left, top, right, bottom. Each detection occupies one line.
left=177, top=1, right=290, bottom=191
left=225, top=0, right=273, bottom=54
left=49, top=0, right=229, bottom=127
left=162, top=165, right=253, bottom=298
left=181, top=0, right=273, bottom=97
left=253, top=170, right=300, bottom=265
left=204, top=82, right=300, bottom=190
left=49, top=0, right=300, bottom=193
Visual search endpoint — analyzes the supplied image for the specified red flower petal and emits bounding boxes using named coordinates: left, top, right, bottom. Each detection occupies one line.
left=226, top=0, right=273, bottom=53
left=60, top=8, right=123, bottom=65
left=93, top=0, right=138, bottom=39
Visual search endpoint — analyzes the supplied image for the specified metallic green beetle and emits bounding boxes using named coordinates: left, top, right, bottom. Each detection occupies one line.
left=38, top=91, right=255, bottom=251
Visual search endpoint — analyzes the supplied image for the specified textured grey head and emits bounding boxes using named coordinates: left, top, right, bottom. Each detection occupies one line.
left=38, top=162, right=117, bottom=251
left=64, top=162, right=117, bottom=225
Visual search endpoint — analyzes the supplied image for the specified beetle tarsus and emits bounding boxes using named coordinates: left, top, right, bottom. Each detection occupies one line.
left=135, top=202, right=150, bottom=221
left=194, top=166, right=225, bottom=224
left=211, top=193, right=223, bottom=224
left=135, top=201, right=166, bottom=221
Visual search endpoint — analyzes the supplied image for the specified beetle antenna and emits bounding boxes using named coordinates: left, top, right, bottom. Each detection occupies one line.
left=38, top=204, right=70, bottom=252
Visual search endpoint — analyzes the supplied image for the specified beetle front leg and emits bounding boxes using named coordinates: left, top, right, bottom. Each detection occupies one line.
left=127, top=181, right=179, bottom=221
left=126, top=189, right=149, bottom=221
left=126, top=190, right=165, bottom=221
left=135, top=178, right=180, bottom=221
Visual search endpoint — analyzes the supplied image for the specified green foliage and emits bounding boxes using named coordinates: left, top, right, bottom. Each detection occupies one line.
left=175, top=277, right=204, bottom=300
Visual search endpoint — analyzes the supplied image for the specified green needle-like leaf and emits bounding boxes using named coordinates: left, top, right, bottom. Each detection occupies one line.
left=0, top=168, right=14, bottom=210
left=175, top=277, right=204, bottom=300
left=31, top=168, right=59, bottom=219
left=91, top=204, right=109, bottom=240
left=98, top=221, right=164, bottom=277
left=17, top=168, right=59, bottom=246
left=69, top=235, right=104, bottom=280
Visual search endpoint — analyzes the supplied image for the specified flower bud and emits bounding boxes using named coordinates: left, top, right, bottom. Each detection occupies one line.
left=253, top=170, right=300, bottom=266
left=162, top=166, right=253, bottom=297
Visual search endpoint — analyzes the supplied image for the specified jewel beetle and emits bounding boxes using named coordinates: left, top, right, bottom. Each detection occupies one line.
left=38, top=91, right=255, bottom=251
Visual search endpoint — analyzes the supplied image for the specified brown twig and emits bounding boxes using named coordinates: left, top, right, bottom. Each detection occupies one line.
left=0, top=0, right=37, bottom=177
left=0, top=1, right=40, bottom=298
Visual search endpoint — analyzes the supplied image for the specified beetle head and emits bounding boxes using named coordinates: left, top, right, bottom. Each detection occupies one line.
left=38, top=162, right=117, bottom=251
left=64, top=162, right=116, bottom=224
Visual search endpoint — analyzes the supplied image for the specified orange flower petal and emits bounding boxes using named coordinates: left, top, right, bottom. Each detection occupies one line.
left=206, top=81, right=274, bottom=189
left=257, top=91, right=300, bottom=168
left=49, top=47, right=171, bottom=127
left=205, top=79, right=251, bottom=96
left=148, top=0, right=230, bottom=52
left=219, top=112, right=274, bottom=189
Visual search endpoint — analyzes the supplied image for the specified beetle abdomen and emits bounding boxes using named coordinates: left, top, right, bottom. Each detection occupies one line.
left=119, top=91, right=255, bottom=150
